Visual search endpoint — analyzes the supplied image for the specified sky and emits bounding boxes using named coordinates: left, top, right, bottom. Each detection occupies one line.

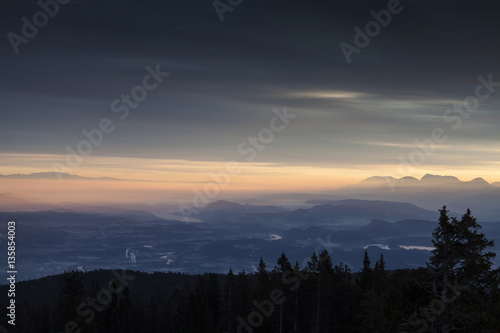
left=1, top=0, right=500, bottom=202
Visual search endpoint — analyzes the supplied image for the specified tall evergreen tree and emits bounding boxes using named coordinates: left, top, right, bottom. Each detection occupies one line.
left=57, top=270, right=89, bottom=332
left=309, top=251, right=319, bottom=273
left=256, top=257, right=270, bottom=299
left=428, top=206, right=458, bottom=286
left=355, top=250, right=377, bottom=332
left=255, top=257, right=273, bottom=332
left=222, top=268, right=236, bottom=332
left=315, top=250, right=334, bottom=332
left=274, top=253, right=292, bottom=333
left=356, top=249, right=373, bottom=290
left=374, top=253, right=387, bottom=294
left=275, top=252, right=292, bottom=274
left=429, top=207, right=497, bottom=289
left=427, top=207, right=499, bottom=330
left=206, top=273, right=221, bottom=332
left=332, top=263, right=354, bottom=331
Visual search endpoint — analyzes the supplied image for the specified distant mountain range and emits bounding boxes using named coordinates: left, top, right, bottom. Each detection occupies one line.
left=0, top=193, right=51, bottom=211
left=202, top=200, right=288, bottom=214
left=0, top=172, right=157, bottom=182
left=194, top=199, right=437, bottom=225
left=333, top=174, right=500, bottom=220
left=0, top=172, right=126, bottom=181
left=2, top=172, right=497, bottom=187
left=349, top=174, right=494, bottom=189
left=2, top=172, right=499, bottom=220
left=2, top=172, right=499, bottom=281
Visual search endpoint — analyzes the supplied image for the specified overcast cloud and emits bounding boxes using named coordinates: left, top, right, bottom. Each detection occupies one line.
left=1, top=0, right=499, bottom=174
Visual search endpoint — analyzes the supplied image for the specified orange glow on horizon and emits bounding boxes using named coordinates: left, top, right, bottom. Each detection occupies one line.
left=0, top=153, right=499, bottom=207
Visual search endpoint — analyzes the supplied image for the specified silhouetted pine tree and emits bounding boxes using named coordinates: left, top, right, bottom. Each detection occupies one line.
left=290, top=261, right=303, bottom=332
left=378, top=268, right=432, bottom=332
left=355, top=249, right=377, bottom=332
left=254, top=257, right=273, bottom=332
left=331, top=263, right=354, bottom=331
left=222, top=268, right=237, bottom=332
left=273, top=252, right=293, bottom=332
left=314, top=250, right=333, bottom=332
left=57, top=270, right=90, bottom=332
left=256, top=257, right=270, bottom=299
left=301, top=251, right=320, bottom=331
left=8, top=208, right=500, bottom=333
left=374, top=253, right=387, bottom=294
left=116, top=286, right=134, bottom=333
left=427, top=207, right=499, bottom=330
left=206, top=273, right=221, bottom=332
left=179, top=276, right=209, bottom=333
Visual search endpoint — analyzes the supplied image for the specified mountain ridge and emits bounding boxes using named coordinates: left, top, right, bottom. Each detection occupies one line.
left=0, top=172, right=156, bottom=182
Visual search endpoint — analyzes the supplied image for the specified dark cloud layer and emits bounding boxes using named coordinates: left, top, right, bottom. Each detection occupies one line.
left=1, top=0, right=499, bottom=167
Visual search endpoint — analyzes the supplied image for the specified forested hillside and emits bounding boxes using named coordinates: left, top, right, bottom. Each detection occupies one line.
left=1, top=208, right=499, bottom=332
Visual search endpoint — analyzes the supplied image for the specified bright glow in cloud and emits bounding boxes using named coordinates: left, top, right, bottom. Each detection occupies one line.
left=294, top=90, right=367, bottom=99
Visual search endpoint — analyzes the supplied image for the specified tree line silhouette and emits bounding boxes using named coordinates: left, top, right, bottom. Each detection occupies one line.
left=2, top=207, right=500, bottom=332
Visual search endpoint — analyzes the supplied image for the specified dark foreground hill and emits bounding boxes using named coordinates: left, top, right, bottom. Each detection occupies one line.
left=1, top=244, right=499, bottom=333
